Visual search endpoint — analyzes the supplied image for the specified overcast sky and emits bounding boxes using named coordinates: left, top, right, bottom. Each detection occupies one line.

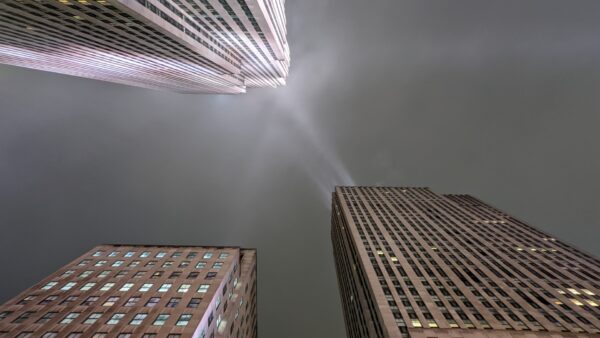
left=1, top=1, right=600, bottom=337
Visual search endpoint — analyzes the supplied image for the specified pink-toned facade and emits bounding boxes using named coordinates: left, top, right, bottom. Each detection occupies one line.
left=0, top=244, right=257, bottom=338
left=0, top=0, right=289, bottom=93
left=332, top=186, right=599, bottom=338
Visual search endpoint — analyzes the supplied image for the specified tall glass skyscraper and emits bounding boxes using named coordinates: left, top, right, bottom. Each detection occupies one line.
left=0, top=0, right=289, bottom=93
left=332, top=186, right=599, bottom=338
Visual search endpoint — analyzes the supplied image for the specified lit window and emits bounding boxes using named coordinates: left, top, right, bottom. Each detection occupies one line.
left=571, top=299, right=584, bottom=306
left=145, top=297, right=160, bottom=307
left=112, top=260, right=124, bottom=267
left=218, top=253, right=229, bottom=259
left=36, top=312, right=57, bottom=323
left=411, top=319, right=422, bottom=328
left=196, top=262, right=206, bottom=269
left=60, top=312, right=80, bottom=324
left=124, top=251, right=136, bottom=258
left=106, top=313, right=125, bottom=325
left=140, top=251, right=150, bottom=258
left=124, top=297, right=140, bottom=307
left=80, top=283, right=96, bottom=291
left=139, top=284, right=153, bottom=292
left=152, top=314, right=170, bottom=326
left=567, top=288, right=581, bottom=295
left=427, top=320, right=438, bottom=328
left=203, top=252, right=213, bottom=259
left=197, top=284, right=210, bottom=293
left=100, top=283, right=115, bottom=291
left=178, top=284, right=191, bottom=293
left=158, top=284, right=172, bottom=292
left=119, top=283, right=134, bottom=292
left=586, top=300, right=598, bottom=307
left=95, top=261, right=107, bottom=267
left=103, top=297, right=119, bottom=306
left=176, top=314, right=192, bottom=326
left=41, top=282, right=58, bottom=290
left=129, top=313, right=147, bottom=325
left=83, top=313, right=102, bottom=324
left=582, top=289, right=595, bottom=296
left=61, top=282, right=77, bottom=291
left=156, top=252, right=166, bottom=258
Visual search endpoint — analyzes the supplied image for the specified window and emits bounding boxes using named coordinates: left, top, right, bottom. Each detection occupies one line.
left=167, top=335, right=181, bottom=338
left=125, top=251, right=136, bottom=257
left=36, top=312, right=57, bottom=324
left=13, top=312, right=35, bottom=323
left=18, top=295, right=36, bottom=305
left=61, top=282, right=76, bottom=291
left=133, top=271, right=146, bottom=278
left=128, top=260, right=140, bottom=267
left=162, top=261, right=173, bottom=268
left=171, top=252, right=182, bottom=258
left=178, top=261, right=190, bottom=268
left=186, top=252, right=197, bottom=259
left=97, top=270, right=110, bottom=278
left=212, top=262, right=223, bottom=269
left=61, top=270, right=75, bottom=278
left=151, top=271, right=163, bottom=278
left=0, top=311, right=12, bottom=321
left=100, top=283, right=115, bottom=291
left=60, top=296, right=78, bottom=305
left=196, top=262, right=206, bottom=269
left=95, top=260, right=107, bottom=267
left=115, top=271, right=128, bottom=278
left=124, top=296, right=140, bottom=307
left=139, top=283, right=153, bottom=292
left=187, top=272, right=199, bottom=279
left=219, top=253, right=229, bottom=259
left=145, top=297, right=160, bottom=307
left=106, top=313, right=125, bottom=325
left=158, top=283, right=172, bottom=292
left=41, top=281, right=58, bottom=290
left=103, top=297, right=119, bottom=306
left=120, top=283, right=134, bottom=291
left=142, top=334, right=156, bottom=338
left=203, top=252, right=213, bottom=259
left=82, top=296, right=99, bottom=306
left=42, top=333, right=57, bottom=338
left=187, top=298, right=201, bottom=308
left=92, top=333, right=107, bottom=338
left=117, top=334, right=132, bottom=338
left=156, top=252, right=166, bottom=258
left=197, top=284, right=210, bottom=293
left=168, top=271, right=182, bottom=279
left=206, top=272, right=217, bottom=279
left=15, top=332, right=32, bottom=338
left=60, top=312, right=80, bottom=324
left=166, top=297, right=181, bottom=308
left=83, top=313, right=102, bottom=324
left=145, top=261, right=157, bottom=267
left=153, top=314, right=170, bottom=326
left=92, top=250, right=103, bottom=257
left=78, top=270, right=93, bottom=278
left=129, top=313, right=148, bottom=325
left=176, top=314, right=192, bottom=326
left=178, top=284, right=191, bottom=293
left=108, top=251, right=119, bottom=257
left=67, top=333, right=82, bottom=338
left=140, top=251, right=151, bottom=258
left=81, top=283, right=96, bottom=291
left=77, top=259, right=91, bottom=266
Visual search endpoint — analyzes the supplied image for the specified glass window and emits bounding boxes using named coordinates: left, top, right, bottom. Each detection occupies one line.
left=197, top=284, right=210, bottom=293
left=97, top=270, right=110, bottom=278
left=119, top=283, right=134, bottom=292
left=139, top=283, right=153, bottom=292
left=100, top=283, right=115, bottom=291
left=168, top=271, right=181, bottom=279
left=203, top=252, right=213, bottom=259
left=106, top=313, right=125, bottom=325
left=151, top=271, right=163, bottom=278
left=133, top=271, right=146, bottom=278
left=83, top=313, right=102, bottom=325
left=12, top=312, right=35, bottom=323
left=108, top=251, right=119, bottom=257
left=17, top=295, right=36, bottom=305
left=186, top=252, right=197, bottom=259
left=140, top=251, right=150, bottom=258
left=112, top=260, right=124, bottom=267
left=41, top=281, right=58, bottom=290
left=124, top=251, right=136, bottom=258
left=219, top=253, right=229, bottom=259
left=124, top=296, right=140, bottom=307
left=80, top=283, right=96, bottom=291
left=94, top=261, right=107, bottom=267
left=92, top=251, right=103, bottom=257
left=176, top=314, right=192, bottom=326
left=60, top=296, right=78, bottom=305
left=15, top=332, right=32, bottom=338
left=142, top=334, right=156, bottom=338
left=128, top=260, right=140, bottom=267
left=158, top=283, right=172, bottom=292
left=162, top=261, right=173, bottom=268
left=145, top=261, right=157, bottom=267
left=60, top=312, right=80, bottom=324
left=117, top=334, right=132, bottom=338
left=195, top=262, right=206, bottom=269
left=187, top=298, right=201, bottom=308
left=61, top=282, right=76, bottom=291
left=36, top=312, right=57, bottom=324
left=171, top=252, right=182, bottom=258
left=67, top=333, right=82, bottom=338
left=92, top=333, right=107, bottom=338
left=42, top=333, right=57, bottom=338
left=82, top=296, right=99, bottom=306
left=205, top=272, right=217, bottom=279
left=178, top=261, right=190, bottom=268
left=103, top=296, right=119, bottom=306
left=156, top=252, right=166, bottom=258
left=187, top=272, right=199, bottom=279
left=212, top=262, right=223, bottom=269
left=129, top=313, right=148, bottom=325
left=78, top=270, right=93, bottom=278
left=60, top=270, right=75, bottom=278
left=145, top=297, right=160, bottom=307
left=166, top=297, right=180, bottom=308
left=39, top=295, right=58, bottom=305
left=77, top=259, right=91, bottom=266
left=152, top=314, right=169, bottom=326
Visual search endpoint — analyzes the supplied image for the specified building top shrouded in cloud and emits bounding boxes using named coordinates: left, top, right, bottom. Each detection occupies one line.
left=332, top=186, right=599, bottom=338
left=0, top=0, right=289, bottom=94
left=0, top=244, right=257, bottom=338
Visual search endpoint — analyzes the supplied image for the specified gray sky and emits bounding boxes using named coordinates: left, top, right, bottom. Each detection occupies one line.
left=1, top=1, right=600, bottom=337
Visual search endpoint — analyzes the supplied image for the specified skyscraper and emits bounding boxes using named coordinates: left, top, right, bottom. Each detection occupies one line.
left=0, top=244, right=257, bottom=338
left=0, top=0, right=289, bottom=94
left=331, top=186, right=599, bottom=338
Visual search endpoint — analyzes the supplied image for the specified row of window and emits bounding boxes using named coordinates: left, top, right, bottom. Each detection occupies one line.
left=76, top=259, right=225, bottom=269
left=4, top=310, right=192, bottom=326
left=40, top=281, right=211, bottom=293
left=91, top=250, right=229, bottom=260
left=59, top=268, right=220, bottom=281
left=5, top=331, right=183, bottom=338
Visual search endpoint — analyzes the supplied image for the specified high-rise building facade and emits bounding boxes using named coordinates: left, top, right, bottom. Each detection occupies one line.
left=332, top=186, right=600, bottom=338
left=0, top=244, right=257, bottom=338
left=0, top=0, right=289, bottom=93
